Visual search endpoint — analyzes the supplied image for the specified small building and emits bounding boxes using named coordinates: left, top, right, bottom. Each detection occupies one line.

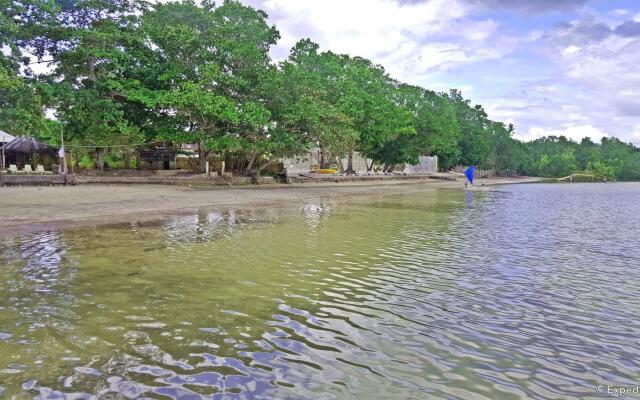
left=1, top=130, right=16, bottom=145
left=138, top=145, right=177, bottom=170
left=403, top=156, right=438, bottom=175
left=2, top=136, right=57, bottom=170
left=138, top=144, right=200, bottom=171
left=175, top=153, right=199, bottom=170
left=281, top=150, right=438, bottom=176
left=282, top=149, right=372, bottom=176
left=1, top=130, right=17, bottom=168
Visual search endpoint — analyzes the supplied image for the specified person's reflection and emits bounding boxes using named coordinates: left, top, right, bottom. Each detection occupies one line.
left=465, top=190, right=474, bottom=208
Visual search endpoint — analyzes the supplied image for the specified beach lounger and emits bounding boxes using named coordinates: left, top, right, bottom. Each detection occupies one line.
left=23, top=165, right=33, bottom=175
left=9, top=164, right=24, bottom=174
left=36, top=165, right=53, bottom=175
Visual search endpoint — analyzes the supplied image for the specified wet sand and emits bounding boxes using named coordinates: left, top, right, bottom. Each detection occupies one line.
left=0, top=177, right=542, bottom=237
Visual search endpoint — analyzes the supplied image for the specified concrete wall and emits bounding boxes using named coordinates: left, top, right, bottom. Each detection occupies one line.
left=139, top=160, right=177, bottom=170
left=74, top=175, right=275, bottom=186
left=176, top=156, right=198, bottom=171
left=403, top=156, right=438, bottom=175
left=453, top=166, right=496, bottom=178
left=282, top=150, right=372, bottom=176
left=0, top=174, right=75, bottom=186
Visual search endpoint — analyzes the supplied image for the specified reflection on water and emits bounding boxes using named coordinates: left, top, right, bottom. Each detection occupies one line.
left=1, top=183, right=640, bottom=399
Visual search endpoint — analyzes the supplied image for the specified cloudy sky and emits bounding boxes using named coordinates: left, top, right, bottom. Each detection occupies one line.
left=242, top=0, right=640, bottom=144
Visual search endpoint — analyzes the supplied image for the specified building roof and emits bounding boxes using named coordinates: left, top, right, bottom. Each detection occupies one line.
left=3, top=136, right=56, bottom=154
left=0, top=130, right=16, bottom=143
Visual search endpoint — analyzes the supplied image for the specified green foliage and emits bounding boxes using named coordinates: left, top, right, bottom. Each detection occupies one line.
left=586, top=160, right=616, bottom=179
left=2, top=0, right=640, bottom=179
left=0, top=64, right=46, bottom=136
left=619, top=153, right=640, bottom=181
left=546, top=149, right=578, bottom=177
left=0, top=0, right=50, bottom=136
left=443, top=89, right=492, bottom=167
left=520, top=135, right=640, bottom=180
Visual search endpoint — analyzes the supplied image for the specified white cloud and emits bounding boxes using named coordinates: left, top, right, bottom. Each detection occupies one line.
left=253, top=0, right=510, bottom=82
left=260, top=0, right=467, bottom=58
left=563, top=124, right=607, bottom=141
left=562, top=45, right=581, bottom=55
left=520, top=125, right=606, bottom=142
left=482, top=14, right=640, bottom=145
left=245, top=0, right=640, bottom=145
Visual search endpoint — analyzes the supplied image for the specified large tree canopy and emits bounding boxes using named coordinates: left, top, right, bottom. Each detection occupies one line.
left=2, top=0, right=640, bottom=179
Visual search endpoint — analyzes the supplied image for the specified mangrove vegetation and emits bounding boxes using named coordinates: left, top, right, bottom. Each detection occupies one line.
left=2, top=0, right=640, bottom=179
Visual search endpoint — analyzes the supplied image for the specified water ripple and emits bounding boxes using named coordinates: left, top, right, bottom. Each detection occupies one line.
left=1, top=183, right=639, bottom=398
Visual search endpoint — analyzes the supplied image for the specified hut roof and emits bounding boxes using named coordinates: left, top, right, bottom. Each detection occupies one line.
left=3, top=136, right=56, bottom=154
left=0, top=130, right=16, bottom=143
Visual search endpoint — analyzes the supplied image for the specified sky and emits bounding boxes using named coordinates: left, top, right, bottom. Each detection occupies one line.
left=241, top=0, right=640, bottom=144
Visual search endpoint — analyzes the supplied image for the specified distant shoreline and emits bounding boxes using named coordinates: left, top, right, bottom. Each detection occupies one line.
left=0, top=176, right=542, bottom=238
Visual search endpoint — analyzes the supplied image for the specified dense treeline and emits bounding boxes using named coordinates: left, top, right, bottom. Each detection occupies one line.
left=520, top=136, right=640, bottom=180
left=2, top=0, right=639, bottom=179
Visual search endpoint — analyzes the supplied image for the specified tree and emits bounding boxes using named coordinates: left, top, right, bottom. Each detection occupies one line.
left=443, top=89, right=492, bottom=167
left=388, top=84, right=459, bottom=169
left=277, top=40, right=359, bottom=169
left=599, top=137, right=633, bottom=178
left=576, top=137, right=600, bottom=170
left=326, top=58, right=415, bottom=170
left=0, top=64, right=46, bottom=136
left=141, top=0, right=283, bottom=174
left=0, top=0, right=52, bottom=136
left=485, top=122, right=525, bottom=174
left=5, top=0, right=640, bottom=181
left=535, top=148, right=577, bottom=177
left=7, top=0, right=153, bottom=169
left=619, top=152, right=640, bottom=181
left=586, top=160, right=616, bottom=179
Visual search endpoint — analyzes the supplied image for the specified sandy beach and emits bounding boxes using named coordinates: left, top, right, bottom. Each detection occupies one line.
left=0, top=177, right=542, bottom=237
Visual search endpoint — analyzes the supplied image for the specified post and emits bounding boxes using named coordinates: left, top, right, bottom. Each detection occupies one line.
left=220, top=160, right=225, bottom=177
left=206, top=160, right=210, bottom=177
left=60, top=125, right=68, bottom=185
left=69, top=148, right=74, bottom=175
left=1, top=134, right=4, bottom=185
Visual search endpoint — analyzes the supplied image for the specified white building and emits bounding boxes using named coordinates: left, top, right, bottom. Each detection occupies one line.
left=282, top=149, right=372, bottom=176
left=403, top=156, right=438, bottom=175
left=282, top=149, right=438, bottom=176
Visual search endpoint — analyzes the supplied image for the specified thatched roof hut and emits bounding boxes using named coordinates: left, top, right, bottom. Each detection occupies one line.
left=3, top=136, right=57, bottom=155
left=3, top=136, right=57, bottom=169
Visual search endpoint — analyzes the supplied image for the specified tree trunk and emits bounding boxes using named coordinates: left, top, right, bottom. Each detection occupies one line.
left=251, top=159, right=276, bottom=184
left=94, top=148, right=105, bottom=171
left=366, top=159, right=374, bottom=173
left=320, top=147, right=326, bottom=169
left=135, top=150, right=141, bottom=170
left=345, top=149, right=354, bottom=174
left=245, top=151, right=258, bottom=176
left=336, top=156, right=344, bottom=173
left=124, top=152, right=131, bottom=169
left=198, top=140, right=206, bottom=173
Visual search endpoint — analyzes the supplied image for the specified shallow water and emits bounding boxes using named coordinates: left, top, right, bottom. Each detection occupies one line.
left=1, top=183, right=640, bottom=399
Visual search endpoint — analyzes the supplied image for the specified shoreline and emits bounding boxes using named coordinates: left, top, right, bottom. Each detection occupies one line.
left=0, top=176, right=543, bottom=238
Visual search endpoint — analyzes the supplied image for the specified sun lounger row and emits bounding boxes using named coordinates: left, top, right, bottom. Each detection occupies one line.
left=5, top=164, right=53, bottom=175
